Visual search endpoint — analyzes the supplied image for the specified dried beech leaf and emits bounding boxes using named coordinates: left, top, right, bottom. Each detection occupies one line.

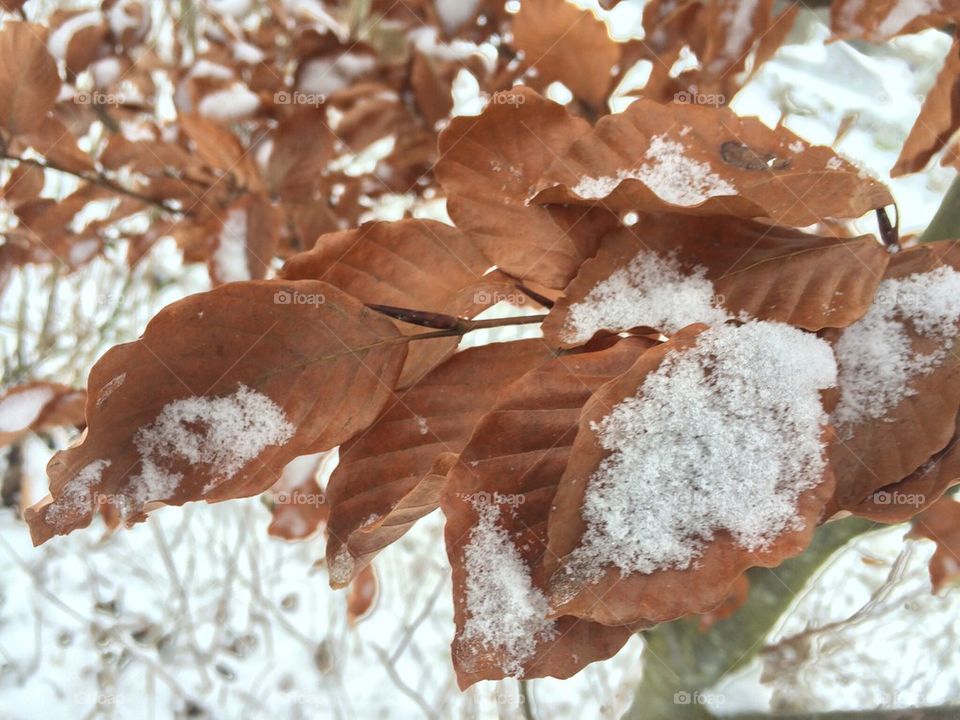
left=831, top=0, right=960, bottom=41
left=179, top=113, right=263, bottom=192
left=893, top=36, right=960, bottom=177
left=545, top=326, right=835, bottom=625
left=698, top=574, right=750, bottom=631
left=267, top=452, right=330, bottom=541
left=442, top=337, right=656, bottom=686
left=265, top=108, right=335, bottom=201
left=0, top=382, right=86, bottom=447
left=907, top=496, right=960, bottom=593
left=325, top=340, right=552, bottom=588
left=0, top=23, right=61, bottom=136
left=281, top=219, right=512, bottom=386
left=511, top=0, right=620, bottom=108
left=25, top=280, right=407, bottom=545
left=346, top=564, right=379, bottom=626
left=435, top=87, right=618, bottom=289
left=829, top=242, right=960, bottom=511
left=848, top=411, right=960, bottom=523
left=531, top=98, right=894, bottom=227
left=1, top=164, right=44, bottom=208
left=542, top=216, right=888, bottom=347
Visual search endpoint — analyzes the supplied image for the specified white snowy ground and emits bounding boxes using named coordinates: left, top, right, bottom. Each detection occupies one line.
left=1, top=4, right=960, bottom=719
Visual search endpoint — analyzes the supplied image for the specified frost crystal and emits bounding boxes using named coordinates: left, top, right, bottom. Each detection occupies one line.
left=461, top=504, right=555, bottom=677
left=563, top=250, right=730, bottom=341
left=46, top=460, right=111, bottom=529
left=567, top=321, right=836, bottom=579
left=833, top=266, right=960, bottom=430
left=572, top=133, right=736, bottom=206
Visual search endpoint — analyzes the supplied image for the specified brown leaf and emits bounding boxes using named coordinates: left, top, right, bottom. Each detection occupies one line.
left=531, top=98, right=894, bottom=227
left=207, top=194, right=282, bottom=284
left=831, top=0, right=960, bottom=41
left=1, top=163, right=44, bottom=208
left=20, top=115, right=96, bottom=174
left=265, top=107, right=336, bottom=201
left=325, top=339, right=553, bottom=588
left=542, top=216, right=889, bottom=347
left=435, top=87, right=618, bottom=289
left=0, top=382, right=86, bottom=447
left=280, top=218, right=510, bottom=386
left=544, top=325, right=835, bottom=625
left=638, top=0, right=796, bottom=106
left=442, top=336, right=655, bottom=686
left=893, top=35, right=960, bottom=177
left=0, top=22, right=61, bottom=136
left=848, top=411, right=960, bottom=523
left=510, top=0, right=620, bottom=108
left=698, top=574, right=750, bottom=631
left=25, top=280, right=407, bottom=545
left=829, top=242, right=960, bottom=511
left=346, top=564, right=379, bottom=626
left=179, top=113, right=263, bottom=192
left=907, top=496, right=960, bottom=593
left=267, top=452, right=331, bottom=541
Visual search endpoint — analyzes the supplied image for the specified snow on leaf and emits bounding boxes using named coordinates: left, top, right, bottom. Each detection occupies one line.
left=208, top=195, right=281, bottom=285
left=325, top=340, right=551, bottom=587
left=0, top=382, right=86, bottom=447
left=25, top=280, right=407, bottom=545
left=542, top=216, right=889, bottom=348
left=546, top=323, right=837, bottom=625
left=530, top=98, right=894, bottom=227
left=829, top=242, right=960, bottom=511
left=442, top=337, right=653, bottom=687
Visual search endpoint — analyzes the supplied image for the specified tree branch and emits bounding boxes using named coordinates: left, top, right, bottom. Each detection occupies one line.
left=0, top=150, right=182, bottom=215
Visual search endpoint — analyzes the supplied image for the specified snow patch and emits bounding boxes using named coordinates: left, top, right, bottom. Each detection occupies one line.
left=833, top=266, right=960, bottom=430
left=212, top=206, right=251, bottom=282
left=572, top=133, right=736, bottom=206
left=563, top=321, right=836, bottom=584
left=0, top=386, right=55, bottom=433
left=563, top=250, right=730, bottom=341
left=45, top=460, right=111, bottom=529
left=461, top=503, right=555, bottom=677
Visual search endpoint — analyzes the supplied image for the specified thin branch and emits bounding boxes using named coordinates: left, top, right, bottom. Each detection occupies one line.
left=0, top=150, right=182, bottom=215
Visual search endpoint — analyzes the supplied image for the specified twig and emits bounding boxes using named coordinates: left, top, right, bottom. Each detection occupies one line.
left=367, top=303, right=548, bottom=337
left=0, top=151, right=182, bottom=214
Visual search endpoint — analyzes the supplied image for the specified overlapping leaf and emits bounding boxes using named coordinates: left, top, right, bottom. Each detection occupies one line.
left=442, top=336, right=656, bottom=686
left=281, top=218, right=529, bottom=386
left=542, top=215, right=888, bottom=347
left=267, top=453, right=331, bottom=541
left=0, top=23, right=60, bottom=137
left=544, top=326, right=836, bottom=626
left=530, top=98, right=894, bottom=227
left=510, top=0, right=620, bottom=109
left=435, top=87, right=619, bottom=289
left=893, top=35, right=960, bottom=176
left=0, top=382, right=86, bottom=447
left=25, top=281, right=407, bottom=545
left=829, top=242, right=960, bottom=511
left=326, top=340, right=552, bottom=588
